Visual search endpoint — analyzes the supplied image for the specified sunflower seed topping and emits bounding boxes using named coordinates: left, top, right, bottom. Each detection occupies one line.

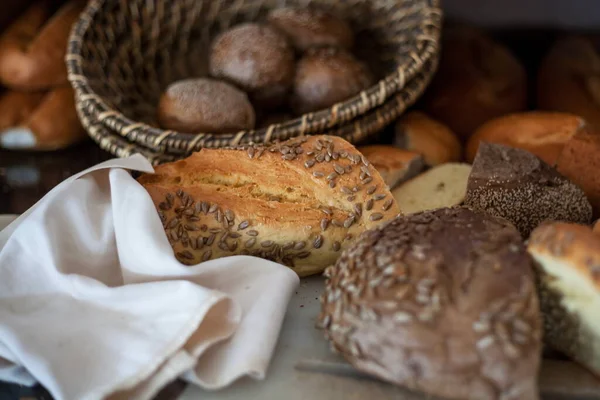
left=305, top=159, right=316, bottom=168
left=370, top=213, right=383, bottom=221
left=247, top=230, right=259, bottom=236
left=202, top=250, right=212, bottom=261
left=321, top=219, right=330, bottom=231
left=367, top=186, right=377, bottom=195
left=382, top=199, right=393, bottom=211
left=333, top=241, right=341, bottom=251
left=373, top=194, right=386, bottom=201
left=245, top=238, right=256, bottom=248
left=314, top=235, right=323, bottom=248
left=238, top=220, right=250, bottom=230
left=366, top=199, right=374, bottom=210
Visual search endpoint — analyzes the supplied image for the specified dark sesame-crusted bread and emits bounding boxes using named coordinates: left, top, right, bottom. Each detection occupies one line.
left=291, top=47, right=374, bottom=114
left=528, top=222, right=600, bottom=377
left=357, top=145, right=424, bottom=189
left=137, top=135, right=400, bottom=277
left=209, top=23, right=295, bottom=109
left=318, top=207, right=542, bottom=399
left=267, top=8, right=354, bottom=51
left=464, top=142, right=592, bottom=238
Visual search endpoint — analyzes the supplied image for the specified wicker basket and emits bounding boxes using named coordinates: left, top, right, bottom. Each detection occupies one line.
left=67, top=0, right=442, bottom=159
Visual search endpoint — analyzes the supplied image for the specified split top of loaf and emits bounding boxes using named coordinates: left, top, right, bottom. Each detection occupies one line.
left=137, top=135, right=400, bottom=276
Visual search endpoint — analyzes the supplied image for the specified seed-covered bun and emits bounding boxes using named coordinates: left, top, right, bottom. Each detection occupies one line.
left=556, top=126, right=600, bottom=218
left=391, top=163, right=472, bottom=214
left=319, top=207, right=542, bottom=400
left=537, top=36, right=600, bottom=128
left=528, top=222, right=600, bottom=377
left=358, top=145, right=424, bottom=189
left=466, top=112, right=585, bottom=165
left=209, top=23, right=295, bottom=109
left=394, top=111, right=462, bottom=166
left=464, top=142, right=592, bottom=238
left=267, top=7, right=354, bottom=51
left=157, top=78, right=255, bottom=134
left=422, top=25, right=527, bottom=141
left=137, top=135, right=400, bottom=277
left=292, top=47, right=373, bottom=114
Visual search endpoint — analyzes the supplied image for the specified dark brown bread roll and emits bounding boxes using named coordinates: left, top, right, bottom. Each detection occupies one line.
left=528, top=222, right=600, bottom=377
left=537, top=36, right=600, bottom=129
left=267, top=7, right=354, bottom=51
left=422, top=25, right=527, bottom=141
left=319, top=207, right=542, bottom=400
left=209, top=23, right=295, bottom=109
left=157, top=78, right=256, bottom=134
left=464, top=142, right=592, bottom=238
left=292, top=47, right=373, bottom=114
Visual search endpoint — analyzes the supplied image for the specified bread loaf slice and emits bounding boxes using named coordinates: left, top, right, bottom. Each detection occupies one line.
left=391, top=163, right=472, bottom=214
left=138, top=135, right=400, bottom=276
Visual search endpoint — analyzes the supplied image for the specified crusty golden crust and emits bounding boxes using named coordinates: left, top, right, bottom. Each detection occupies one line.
left=137, top=135, right=400, bottom=276
left=528, top=222, right=600, bottom=290
left=357, top=145, right=424, bottom=189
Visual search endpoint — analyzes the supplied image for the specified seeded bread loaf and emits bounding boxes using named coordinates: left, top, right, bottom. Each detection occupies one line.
left=464, top=143, right=592, bottom=238
left=528, top=222, right=600, bottom=377
left=357, top=145, right=424, bottom=189
left=394, top=111, right=462, bottom=166
left=319, top=207, right=542, bottom=399
left=137, top=135, right=400, bottom=277
left=391, top=163, right=472, bottom=214
left=466, top=112, right=586, bottom=165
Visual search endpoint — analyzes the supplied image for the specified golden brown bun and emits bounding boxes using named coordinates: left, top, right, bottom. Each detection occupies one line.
left=320, top=207, right=541, bottom=399
left=357, top=145, right=424, bottom=189
left=137, top=135, right=401, bottom=277
left=267, top=8, right=354, bottom=51
left=466, top=112, right=586, bottom=165
left=422, top=25, right=527, bottom=141
left=394, top=111, right=462, bottom=166
left=0, top=86, right=86, bottom=150
left=528, top=222, right=600, bottom=377
left=209, top=23, right=295, bottom=109
left=556, top=126, right=600, bottom=217
left=537, top=36, right=600, bottom=129
left=157, top=78, right=256, bottom=134
left=0, top=0, right=85, bottom=90
left=292, top=47, right=373, bottom=114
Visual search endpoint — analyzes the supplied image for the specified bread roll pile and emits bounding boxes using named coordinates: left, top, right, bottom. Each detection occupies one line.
left=156, top=7, right=373, bottom=134
left=0, top=0, right=86, bottom=151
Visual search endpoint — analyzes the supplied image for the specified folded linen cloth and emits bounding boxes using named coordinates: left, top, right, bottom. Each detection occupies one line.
left=0, top=155, right=299, bottom=400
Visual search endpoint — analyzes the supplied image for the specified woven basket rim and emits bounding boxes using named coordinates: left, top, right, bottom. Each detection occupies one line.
left=77, top=54, right=438, bottom=165
left=67, top=0, right=442, bottom=151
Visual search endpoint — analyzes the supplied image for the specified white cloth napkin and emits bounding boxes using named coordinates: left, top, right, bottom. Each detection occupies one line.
left=0, top=155, right=299, bottom=400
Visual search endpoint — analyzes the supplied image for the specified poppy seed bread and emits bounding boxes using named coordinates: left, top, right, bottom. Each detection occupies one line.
left=319, top=207, right=542, bottom=399
left=528, top=222, right=600, bottom=377
left=464, top=142, right=592, bottom=238
left=137, top=135, right=400, bottom=277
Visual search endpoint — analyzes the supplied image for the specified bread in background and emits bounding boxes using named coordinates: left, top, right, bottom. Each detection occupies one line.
left=358, top=145, right=424, bottom=189
left=422, top=25, right=527, bottom=141
left=537, top=36, right=600, bottom=128
left=465, top=111, right=585, bottom=165
left=157, top=78, right=256, bottom=134
left=394, top=111, right=462, bottom=166
left=391, top=163, right=472, bottom=214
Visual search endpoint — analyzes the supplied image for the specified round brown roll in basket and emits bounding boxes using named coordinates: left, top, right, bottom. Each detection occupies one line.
left=66, top=0, right=441, bottom=159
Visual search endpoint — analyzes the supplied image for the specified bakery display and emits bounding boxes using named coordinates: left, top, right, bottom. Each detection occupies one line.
left=0, top=0, right=85, bottom=90
left=528, top=222, right=600, bottom=377
left=537, top=36, right=600, bottom=128
left=291, top=47, right=373, bottom=114
left=465, top=111, right=586, bottom=165
left=157, top=78, right=256, bottom=134
left=357, top=145, right=424, bottom=189
left=0, top=86, right=86, bottom=150
left=391, top=163, right=471, bottom=214
left=209, top=23, right=295, bottom=109
left=556, top=126, right=600, bottom=217
left=422, top=25, right=527, bottom=141
left=319, top=207, right=542, bottom=399
left=464, top=142, right=592, bottom=238
left=393, top=111, right=462, bottom=166
left=137, top=135, right=400, bottom=276
left=267, top=8, right=354, bottom=51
